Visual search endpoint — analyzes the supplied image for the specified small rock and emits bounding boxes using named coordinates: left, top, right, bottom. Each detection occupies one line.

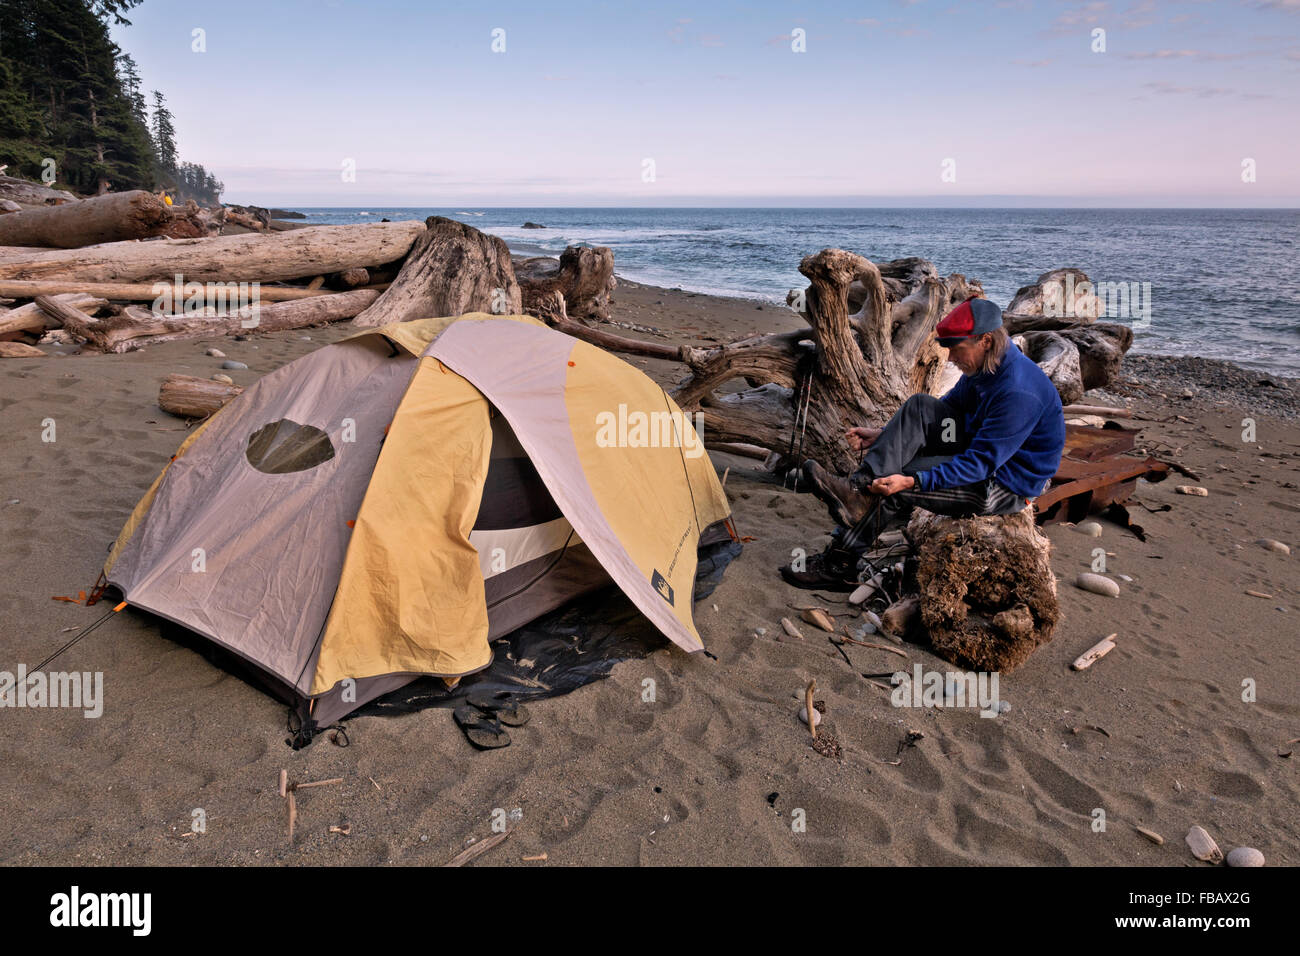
left=1226, top=846, right=1265, bottom=868
left=1175, top=485, right=1208, bottom=496
left=221, top=360, right=248, bottom=370
left=205, top=347, right=226, bottom=358
left=780, top=617, right=804, bottom=640
left=864, top=610, right=882, bottom=630
left=1075, top=572, right=1120, bottom=597
left=211, top=373, right=234, bottom=385
left=849, top=583, right=873, bottom=604
left=754, top=627, right=767, bottom=637
left=1181, top=388, right=1195, bottom=399
left=1258, top=538, right=1290, bottom=555
left=1117, top=573, right=1133, bottom=582
left=857, top=621, right=877, bottom=637
left=797, top=706, right=822, bottom=727
left=300, top=336, right=312, bottom=341
left=1075, top=521, right=1103, bottom=537
left=998, top=700, right=1011, bottom=713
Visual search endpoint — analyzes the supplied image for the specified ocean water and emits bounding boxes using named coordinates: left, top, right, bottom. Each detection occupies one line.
left=292, top=207, right=1300, bottom=376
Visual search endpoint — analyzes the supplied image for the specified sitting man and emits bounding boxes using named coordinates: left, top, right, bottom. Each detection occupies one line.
left=781, top=296, right=1066, bottom=591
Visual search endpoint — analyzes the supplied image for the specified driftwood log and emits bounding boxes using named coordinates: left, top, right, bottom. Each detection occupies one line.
left=907, top=506, right=1059, bottom=672
left=0, top=221, right=425, bottom=283
left=0, top=279, right=332, bottom=303
left=0, top=174, right=76, bottom=206
left=1015, top=331, right=1085, bottom=405
left=39, top=288, right=377, bottom=353
left=0, top=292, right=105, bottom=336
left=516, top=246, right=616, bottom=323
left=0, top=341, right=47, bottom=358
left=159, top=374, right=243, bottom=418
left=352, top=217, right=520, bottom=327
left=0, top=190, right=170, bottom=248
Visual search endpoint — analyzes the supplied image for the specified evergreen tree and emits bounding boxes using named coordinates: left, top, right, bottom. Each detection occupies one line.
left=149, top=89, right=178, bottom=180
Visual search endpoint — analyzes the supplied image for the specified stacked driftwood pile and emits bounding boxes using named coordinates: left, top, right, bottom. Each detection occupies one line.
left=0, top=196, right=618, bottom=380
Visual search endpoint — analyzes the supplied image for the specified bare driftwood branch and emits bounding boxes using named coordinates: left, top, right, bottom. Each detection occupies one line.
left=44, top=288, right=377, bottom=352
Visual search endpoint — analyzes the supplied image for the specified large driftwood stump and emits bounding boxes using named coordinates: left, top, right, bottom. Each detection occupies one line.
left=352, top=217, right=521, bottom=327
left=0, top=190, right=170, bottom=248
left=907, top=506, right=1059, bottom=672
left=673, top=250, right=978, bottom=472
left=516, top=246, right=616, bottom=323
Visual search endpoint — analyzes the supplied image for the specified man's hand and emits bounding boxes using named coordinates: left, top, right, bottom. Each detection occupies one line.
left=869, top=473, right=915, bottom=496
left=846, top=426, right=882, bottom=452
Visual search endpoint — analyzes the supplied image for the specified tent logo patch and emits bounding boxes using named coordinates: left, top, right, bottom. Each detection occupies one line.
left=651, top=570, right=674, bottom=606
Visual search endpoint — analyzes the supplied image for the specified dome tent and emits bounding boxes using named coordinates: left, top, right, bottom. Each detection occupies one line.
left=103, top=314, right=734, bottom=736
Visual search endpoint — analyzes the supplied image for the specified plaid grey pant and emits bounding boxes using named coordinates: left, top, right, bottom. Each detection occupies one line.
left=838, top=477, right=1025, bottom=554
left=834, top=393, right=1027, bottom=556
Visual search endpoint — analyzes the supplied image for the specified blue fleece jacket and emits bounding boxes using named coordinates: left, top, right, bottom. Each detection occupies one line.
left=915, top=341, right=1065, bottom=498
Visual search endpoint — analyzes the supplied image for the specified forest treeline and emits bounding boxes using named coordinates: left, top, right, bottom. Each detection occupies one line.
left=0, top=0, right=223, bottom=203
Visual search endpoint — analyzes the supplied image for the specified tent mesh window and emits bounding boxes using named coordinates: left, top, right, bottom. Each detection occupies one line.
left=244, top=420, right=336, bottom=474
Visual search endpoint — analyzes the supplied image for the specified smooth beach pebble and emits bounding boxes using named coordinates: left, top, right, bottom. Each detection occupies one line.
left=797, top=706, right=822, bottom=727
left=1175, top=485, right=1208, bottom=496
left=754, top=627, right=767, bottom=637
left=849, top=584, right=873, bottom=604
left=1226, top=847, right=1265, bottom=867
left=221, top=360, right=248, bottom=370
left=1075, top=572, right=1120, bottom=597
left=1075, top=521, right=1103, bottom=537
left=1258, top=538, right=1290, bottom=555
left=998, top=700, right=1011, bottom=713
left=211, top=373, right=234, bottom=385
left=865, top=610, right=882, bottom=629
left=206, top=347, right=225, bottom=358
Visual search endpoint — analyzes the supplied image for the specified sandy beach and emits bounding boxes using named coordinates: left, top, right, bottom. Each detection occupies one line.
left=1, top=276, right=1296, bottom=867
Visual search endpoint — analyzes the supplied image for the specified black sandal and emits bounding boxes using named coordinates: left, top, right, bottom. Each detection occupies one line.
left=467, top=692, right=531, bottom=727
left=453, top=705, right=511, bottom=749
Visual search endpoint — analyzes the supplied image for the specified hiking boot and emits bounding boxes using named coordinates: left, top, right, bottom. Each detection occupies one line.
left=779, top=547, right=860, bottom=592
left=800, top=459, right=875, bottom=527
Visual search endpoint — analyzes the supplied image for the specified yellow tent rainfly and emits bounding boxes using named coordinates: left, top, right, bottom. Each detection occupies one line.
left=103, top=314, right=733, bottom=734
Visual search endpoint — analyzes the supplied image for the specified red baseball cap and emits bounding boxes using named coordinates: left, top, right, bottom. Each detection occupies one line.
left=936, top=296, right=1003, bottom=346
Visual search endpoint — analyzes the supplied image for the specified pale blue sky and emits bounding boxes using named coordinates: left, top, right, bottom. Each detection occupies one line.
left=113, top=0, right=1300, bottom=206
